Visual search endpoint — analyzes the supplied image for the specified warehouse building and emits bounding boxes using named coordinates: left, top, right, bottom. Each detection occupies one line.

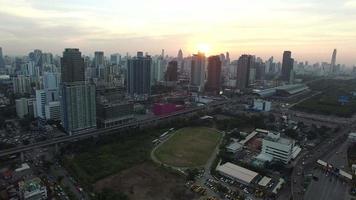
left=217, top=162, right=259, bottom=185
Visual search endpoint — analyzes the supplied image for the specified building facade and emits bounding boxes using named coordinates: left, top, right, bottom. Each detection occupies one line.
left=127, top=52, right=152, bottom=97
left=262, top=132, right=295, bottom=164
left=60, top=48, right=96, bottom=134
left=206, top=55, right=222, bottom=92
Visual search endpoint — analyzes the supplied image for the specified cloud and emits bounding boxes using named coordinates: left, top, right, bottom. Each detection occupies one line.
left=345, top=0, right=356, bottom=7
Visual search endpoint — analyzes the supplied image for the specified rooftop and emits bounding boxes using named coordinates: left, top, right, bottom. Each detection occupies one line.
left=19, top=177, right=44, bottom=193
left=217, top=162, right=258, bottom=184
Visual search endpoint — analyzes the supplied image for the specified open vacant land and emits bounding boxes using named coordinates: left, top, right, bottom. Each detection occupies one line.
left=294, top=79, right=356, bottom=117
left=154, top=127, right=221, bottom=167
left=63, top=129, right=162, bottom=184
left=94, top=162, right=197, bottom=200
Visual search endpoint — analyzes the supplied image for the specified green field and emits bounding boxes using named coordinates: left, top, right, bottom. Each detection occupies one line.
left=294, top=79, right=356, bottom=117
left=154, top=127, right=222, bottom=167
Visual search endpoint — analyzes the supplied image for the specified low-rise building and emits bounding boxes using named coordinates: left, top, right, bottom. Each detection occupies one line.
left=19, top=177, right=47, bottom=200
left=217, top=162, right=259, bottom=185
left=252, top=99, right=271, bottom=112
left=348, top=132, right=356, bottom=142
left=261, top=132, right=295, bottom=164
left=226, top=142, right=243, bottom=153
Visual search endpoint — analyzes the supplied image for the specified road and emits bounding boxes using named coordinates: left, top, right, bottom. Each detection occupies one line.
left=290, top=126, right=350, bottom=200
left=0, top=100, right=230, bottom=158
left=303, top=141, right=353, bottom=200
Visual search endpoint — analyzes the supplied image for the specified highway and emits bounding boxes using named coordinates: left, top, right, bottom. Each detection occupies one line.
left=290, top=125, right=350, bottom=200
left=0, top=100, right=229, bottom=158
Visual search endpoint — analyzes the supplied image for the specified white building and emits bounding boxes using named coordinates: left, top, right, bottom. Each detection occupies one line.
left=45, top=101, right=61, bottom=121
left=36, top=90, right=46, bottom=119
left=226, top=142, right=243, bottom=153
left=16, top=98, right=36, bottom=118
left=253, top=99, right=271, bottom=112
left=262, top=132, right=295, bottom=164
left=13, top=75, right=32, bottom=94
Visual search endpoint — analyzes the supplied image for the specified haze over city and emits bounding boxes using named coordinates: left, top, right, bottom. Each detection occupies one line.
left=1, top=0, right=356, bottom=65
left=1, top=1, right=356, bottom=200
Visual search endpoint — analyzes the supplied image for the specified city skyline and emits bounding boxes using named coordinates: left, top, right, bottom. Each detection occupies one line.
left=0, top=0, right=356, bottom=65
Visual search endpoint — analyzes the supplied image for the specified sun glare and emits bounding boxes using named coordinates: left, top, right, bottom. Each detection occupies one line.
left=196, top=43, right=211, bottom=54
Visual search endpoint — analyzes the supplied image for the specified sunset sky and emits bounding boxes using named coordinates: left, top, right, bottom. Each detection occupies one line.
left=0, top=0, right=355, bottom=65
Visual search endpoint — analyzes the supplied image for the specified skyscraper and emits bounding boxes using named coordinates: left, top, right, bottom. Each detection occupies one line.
left=281, top=51, right=294, bottom=82
left=61, top=49, right=85, bottom=83
left=110, top=53, right=121, bottom=65
left=0, top=47, right=5, bottom=68
left=165, top=60, right=178, bottom=82
left=94, top=51, right=105, bottom=67
left=236, top=55, right=254, bottom=90
left=178, top=49, right=183, bottom=60
left=190, top=52, right=205, bottom=91
left=177, top=49, right=184, bottom=72
left=331, top=49, right=337, bottom=73
left=127, top=52, right=152, bottom=96
left=94, top=51, right=105, bottom=79
left=206, top=55, right=222, bottom=92
left=150, top=57, right=164, bottom=84
left=225, top=52, right=230, bottom=65
left=60, top=48, right=96, bottom=135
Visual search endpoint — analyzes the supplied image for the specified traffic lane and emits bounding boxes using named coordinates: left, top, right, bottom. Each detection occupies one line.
left=304, top=169, right=348, bottom=200
left=291, top=129, right=349, bottom=200
left=322, top=141, right=349, bottom=171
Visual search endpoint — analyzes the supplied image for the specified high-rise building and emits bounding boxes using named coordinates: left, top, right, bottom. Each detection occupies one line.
left=127, top=52, right=152, bottom=96
left=0, top=47, right=5, bottom=68
left=60, top=48, right=96, bottom=134
left=151, top=57, right=165, bottom=84
left=35, top=90, right=46, bottom=119
left=61, top=49, right=85, bottom=83
left=15, top=98, right=36, bottom=119
left=110, top=53, right=121, bottom=65
left=94, top=51, right=105, bottom=67
left=236, top=55, right=254, bottom=90
left=13, top=75, right=32, bottom=94
left=281, top=51, right=294, bottom=82
left=45, top=101, right=61, bottom=121
left=61, top=83, right=96, bottom=134
left=331, top=49, right=337, bottom=73
left=165, top=60, right=178, bottom=82
left=190, top=52, right=205, bottom=90
left=225, top=52, right=230, bottom=65
left=178, top=49, right=183, bottom=60
left=177, top=49, right=184, bottom=72
left=206, top=55, right=222, bottom=91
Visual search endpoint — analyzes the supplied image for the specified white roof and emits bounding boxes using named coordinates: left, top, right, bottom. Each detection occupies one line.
left=15, top=163, right=30, bottom=172
left=258, top=176, right=272, bottom=187
left=317, top=159, right=327, bottom=167
left=217, top=162, right=258, bottom=184
left=292, top=146, right=302, bottom=159
left=239, top=131, right=258, bottom=145
left=226, top=142, right=243, bottom=151
left=272, top=178, right=285, bottom=194
left=340, top=170, right=353, bottom=180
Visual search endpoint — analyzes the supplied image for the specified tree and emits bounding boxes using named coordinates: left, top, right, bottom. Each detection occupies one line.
left=285, top=129, right=299, bottom=140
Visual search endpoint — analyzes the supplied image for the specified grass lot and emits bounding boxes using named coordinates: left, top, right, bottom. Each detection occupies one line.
left=294, top=79, right=356, bottom=117
left=154, top=127, right=221, bottom=167
left=63, top=129, right=163, bottom=185
left=94, top=162, right=197, bottom=200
